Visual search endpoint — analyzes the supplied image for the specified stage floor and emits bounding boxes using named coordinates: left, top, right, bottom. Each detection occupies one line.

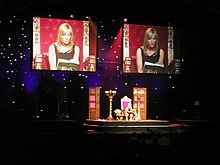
left=84, top=119, right=184, bottom=134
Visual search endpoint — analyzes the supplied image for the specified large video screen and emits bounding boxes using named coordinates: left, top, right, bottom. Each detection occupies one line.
left=122, top=23, right=181, bottom=74
left=32, top=17, right=97, bottom=72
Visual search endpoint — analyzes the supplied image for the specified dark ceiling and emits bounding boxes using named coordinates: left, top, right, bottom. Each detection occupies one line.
left=1, top=0, right=220, bottom=24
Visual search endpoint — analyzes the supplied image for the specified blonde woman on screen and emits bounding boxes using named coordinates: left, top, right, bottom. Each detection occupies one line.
left=48, top=22, right=80, bottom=71
left=136, top=27, right=164, bottom=73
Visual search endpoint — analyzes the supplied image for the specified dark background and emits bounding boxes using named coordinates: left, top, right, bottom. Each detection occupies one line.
left=1, top=0, right=220, bottom=121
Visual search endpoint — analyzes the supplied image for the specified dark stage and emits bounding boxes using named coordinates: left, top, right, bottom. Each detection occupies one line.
left=84, top=119, right=183, bottom=134
left=22, top=118, right=220, bottom=135
left=21, top=118, right=220, bottom=136
left=20, top=119, right=191, bottom=137
left=22, top=119, right=189, bottom=135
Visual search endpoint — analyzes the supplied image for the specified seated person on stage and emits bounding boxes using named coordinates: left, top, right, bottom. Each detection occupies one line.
left=125, top=102, right=136, bottom=121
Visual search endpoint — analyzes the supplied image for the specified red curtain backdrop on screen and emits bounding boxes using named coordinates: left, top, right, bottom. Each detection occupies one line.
left=128, top=24, right=168, bottom=73
left=40, top=18, right=84, bottom=70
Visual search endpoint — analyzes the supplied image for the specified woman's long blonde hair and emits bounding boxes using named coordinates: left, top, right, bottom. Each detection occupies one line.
left=143, top=27, right=159, bottom=55
left=55, top=22, right=75, bottom=53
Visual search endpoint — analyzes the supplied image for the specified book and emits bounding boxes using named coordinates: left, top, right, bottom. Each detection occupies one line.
left=143, top=61, right=164, bottom=74
left=57, top=59, right=79, bottom=71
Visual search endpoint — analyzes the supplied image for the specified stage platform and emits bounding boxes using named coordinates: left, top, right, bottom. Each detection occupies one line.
left=22, top=119, right=219, bottom=135
left=84, top=119, right=185, bottom=134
